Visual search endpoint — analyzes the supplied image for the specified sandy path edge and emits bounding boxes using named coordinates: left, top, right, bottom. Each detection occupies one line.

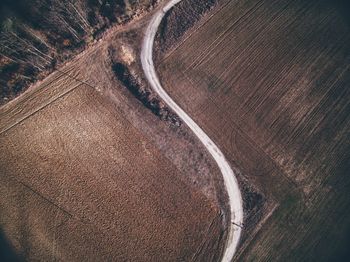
left=140, top=1, right=244, bottom=261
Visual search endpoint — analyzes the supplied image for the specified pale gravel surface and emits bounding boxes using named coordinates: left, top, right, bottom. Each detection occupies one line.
left=141, top=0, right=244, bottom=260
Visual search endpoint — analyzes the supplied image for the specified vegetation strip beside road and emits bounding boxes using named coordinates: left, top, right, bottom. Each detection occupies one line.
left=141, top=1, right=244, bottom=261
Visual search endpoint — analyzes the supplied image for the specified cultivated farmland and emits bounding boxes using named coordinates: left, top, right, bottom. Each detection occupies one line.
left=158, top=0, right=350, bottom=260
left=0, top=65, right=224, bottom=260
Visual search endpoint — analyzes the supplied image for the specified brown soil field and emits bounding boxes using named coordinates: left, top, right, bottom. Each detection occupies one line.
left=0, top=11, right=232, bottom=257
left=0, top=74, right=223, bottom=260
left=158, top=0, right=350, bottom=260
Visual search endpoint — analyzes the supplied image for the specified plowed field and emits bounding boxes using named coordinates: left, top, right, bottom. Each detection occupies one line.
left=158, top=0, right=350, bottom=260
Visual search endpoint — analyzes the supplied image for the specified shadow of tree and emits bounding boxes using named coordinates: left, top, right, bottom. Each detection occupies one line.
left=0, top=228, right=22, bottom=262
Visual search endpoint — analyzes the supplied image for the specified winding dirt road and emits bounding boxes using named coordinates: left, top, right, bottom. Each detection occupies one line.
left=140, top=1, right=244, bottom=261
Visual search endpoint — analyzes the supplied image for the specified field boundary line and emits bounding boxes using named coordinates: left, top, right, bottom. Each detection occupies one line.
left=0, top=65, right=109, bottom=135
left=0, top=82, right=83, bottom=135
left=5, top=175, right=74, bottom=218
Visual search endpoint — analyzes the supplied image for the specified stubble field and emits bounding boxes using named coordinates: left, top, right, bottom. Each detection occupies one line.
left=0, top=66, right=224, bottom=260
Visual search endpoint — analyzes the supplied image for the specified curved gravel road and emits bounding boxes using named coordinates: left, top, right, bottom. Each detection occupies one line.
left=140, top=1, right=244, bottom=261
